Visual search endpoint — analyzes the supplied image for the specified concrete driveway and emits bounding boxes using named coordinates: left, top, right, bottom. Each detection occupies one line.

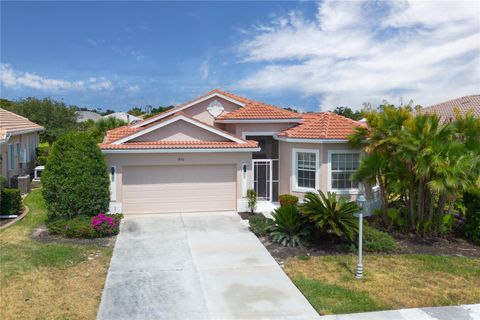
left=97, top=212, right=319, bottom=320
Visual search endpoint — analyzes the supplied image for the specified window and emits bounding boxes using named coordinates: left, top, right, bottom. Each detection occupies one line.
left=293, top=149, right=318, bottom=191
left=8, top=143, right=19, bottom=171
left=330, top=152, right=360, bottom=191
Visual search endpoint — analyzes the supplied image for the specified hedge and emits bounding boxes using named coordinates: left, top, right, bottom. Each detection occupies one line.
left=1, top=188, right=22, bottom=215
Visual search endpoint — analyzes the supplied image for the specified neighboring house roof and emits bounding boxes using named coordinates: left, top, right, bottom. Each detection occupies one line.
left=101, top=112, right=258, bottom=151
left=104, top=112, right=143, bottom=124
left=277, top=112, right=366, bottom=140
left=418, top=95, right=480, bottom=122
left=76, top=110, right=103, bottom=122
left=0, top=108, right=44, bottom=138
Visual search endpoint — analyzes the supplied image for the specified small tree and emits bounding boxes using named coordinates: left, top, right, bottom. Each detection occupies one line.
left=42, top=132, right=110, bottom=219
left=246, top=189, right=257, bottom=214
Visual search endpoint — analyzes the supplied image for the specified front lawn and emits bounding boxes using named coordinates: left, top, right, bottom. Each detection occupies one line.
left=0, top=189, right=113, bottom=319
left=285, top=254, right=480, bottom=315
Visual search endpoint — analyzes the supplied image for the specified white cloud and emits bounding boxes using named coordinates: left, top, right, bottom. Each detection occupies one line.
left=0, top=64, right=114, bottom=92
left=200, top=60, right=210, bottom=80
left=236, top=0, right=480, bottom=110
left=127, top=84, right=140, bottom=93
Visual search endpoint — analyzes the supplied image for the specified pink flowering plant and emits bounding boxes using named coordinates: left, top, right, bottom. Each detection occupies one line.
left=91, top=213, right=121, bottom=237
left=47, top=213, right=123, bottom=238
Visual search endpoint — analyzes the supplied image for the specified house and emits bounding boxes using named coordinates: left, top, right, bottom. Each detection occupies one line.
left=76, top=110, right=103, bottom=122
left=100, top=89, right=366, bottom=214
left=0, top=108, right=44, bottom=187
left=417, top=95, right=480, bottom=122
left=104, top=112, right=142, bottom=124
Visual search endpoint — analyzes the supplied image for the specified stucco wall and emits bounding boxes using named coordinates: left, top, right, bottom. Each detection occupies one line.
left=1, top=133, right=38, bottom=184
left=279, top=141, right=362, bottom=200
left=131, top=120, right=228, bottom=142
left=104, top=152, right=253, bottom=206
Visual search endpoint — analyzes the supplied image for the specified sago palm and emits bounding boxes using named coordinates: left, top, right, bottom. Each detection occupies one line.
left=300, top=191, right=359, bottom=241
left=270, top=205, right=311, bottom=247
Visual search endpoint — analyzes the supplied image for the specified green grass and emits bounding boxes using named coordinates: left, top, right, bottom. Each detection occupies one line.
left=285, top=254, right=480, bottom=315
left=0, top=189, right=113, bottom=319
left=291, top=277, right=387, bottom=314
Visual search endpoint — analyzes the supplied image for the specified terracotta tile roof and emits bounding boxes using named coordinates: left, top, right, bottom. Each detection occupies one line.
left=217, top=101, right=301, bottom=120
left=101, top=111, right=255, bottom=150
left=134, top=89, right=301, bottom=125
left=0, top=108, right=44, bottom=134
left=277, top=112, right=366, bottom=140
left=417, top=95, right=480, bottom=122
left=100, top=140, right=258, bottom=150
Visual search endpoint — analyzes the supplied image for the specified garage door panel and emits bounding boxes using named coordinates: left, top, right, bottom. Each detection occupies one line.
left=122, top=165, right=236, bottom=214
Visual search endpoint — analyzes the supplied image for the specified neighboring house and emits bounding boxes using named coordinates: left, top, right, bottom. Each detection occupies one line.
left=76, top=110, right=103, bottom=122
left=104, top=112, right=142, bottom=124
left=100, top=89, right=366, bottom=214
left=0, top=108, right=44, bottom=186
left=417, top=95, right=480, bottom=122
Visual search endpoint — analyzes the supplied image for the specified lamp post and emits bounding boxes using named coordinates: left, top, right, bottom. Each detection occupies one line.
left=356, top=194, right=366, bottom=280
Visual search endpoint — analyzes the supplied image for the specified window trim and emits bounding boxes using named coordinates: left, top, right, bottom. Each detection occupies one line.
left=292, top=148, right=319, bottom=193
left=328, top=150, right=361, bottom=195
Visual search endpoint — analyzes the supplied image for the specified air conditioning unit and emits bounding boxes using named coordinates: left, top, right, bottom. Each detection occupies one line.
left=19, top=149, right=28, bottom=163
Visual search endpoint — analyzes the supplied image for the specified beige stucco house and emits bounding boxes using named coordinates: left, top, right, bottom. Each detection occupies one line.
left=101, top=89, right=366, bottom=214
left=0, top=108, right=44, bottom=186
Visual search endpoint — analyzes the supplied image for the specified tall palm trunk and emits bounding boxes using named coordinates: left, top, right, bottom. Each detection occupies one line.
left=408, top=180, right=416, bottom=230
left=428, top=191, right=435, bottom=222
left=434, top=193, right=448, bottom=236
left=417, top=181, right=425, bottom=224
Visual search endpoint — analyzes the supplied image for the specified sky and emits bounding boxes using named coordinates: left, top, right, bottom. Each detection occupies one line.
left=1, top=0, right=479, bottom=112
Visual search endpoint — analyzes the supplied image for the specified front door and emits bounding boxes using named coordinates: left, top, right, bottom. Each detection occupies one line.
left=252, top=159, right=272, bottom=201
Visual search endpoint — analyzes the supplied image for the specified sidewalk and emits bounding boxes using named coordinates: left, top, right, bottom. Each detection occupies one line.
left=321, top=304, right=480, bottom=320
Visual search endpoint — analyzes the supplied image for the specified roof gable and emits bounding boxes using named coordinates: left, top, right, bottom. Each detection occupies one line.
left=111, top=113, right=246, bottom=145
left=133, top=89, right=247, bottom=128
left=133, top=89, right=302, bottom=127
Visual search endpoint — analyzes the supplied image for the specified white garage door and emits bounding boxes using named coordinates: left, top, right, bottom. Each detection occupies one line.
left=122, top=164, right=236, bottom=214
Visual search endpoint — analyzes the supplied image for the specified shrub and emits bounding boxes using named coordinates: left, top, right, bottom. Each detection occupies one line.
left=0, top=175, right=6, bottom=192
left=246, top=189, right=257, bottom=214
left=1, top=188, right=22, bottom=215
left=42, top=132, right=110, bottom=219
left=362, top=225, right=397, bottom=253
left=248, top=214, right=274, bottom=236
left=47, top=213, right=123, bottom=238
left=301, top=191, right=358, bottom=241
left=35, top=144, right=51, bottom=165
left=279, top=194, right=299, bottom=207
left=270, top=205, right=311, bottom=247
left=464, top=191, right=480, bottom=244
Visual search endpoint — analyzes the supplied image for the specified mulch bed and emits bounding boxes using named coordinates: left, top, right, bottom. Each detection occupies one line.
left=256, top=230, right=480, bottom=264
left=238, top=212, right=261, bottom=220
left=31, top=225, right=117, bottom=247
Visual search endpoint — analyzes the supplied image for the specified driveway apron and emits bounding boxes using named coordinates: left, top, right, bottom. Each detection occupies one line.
left=97, top=212, right=319, bottom=320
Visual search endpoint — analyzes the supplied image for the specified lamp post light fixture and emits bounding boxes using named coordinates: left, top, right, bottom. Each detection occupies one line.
left=355, top=194, right=367, bottom=280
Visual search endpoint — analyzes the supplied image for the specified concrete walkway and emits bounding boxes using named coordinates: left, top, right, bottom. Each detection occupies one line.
left=321, top=304, right=480, bottom=320
left=97, top=212, right=319, bottom=320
